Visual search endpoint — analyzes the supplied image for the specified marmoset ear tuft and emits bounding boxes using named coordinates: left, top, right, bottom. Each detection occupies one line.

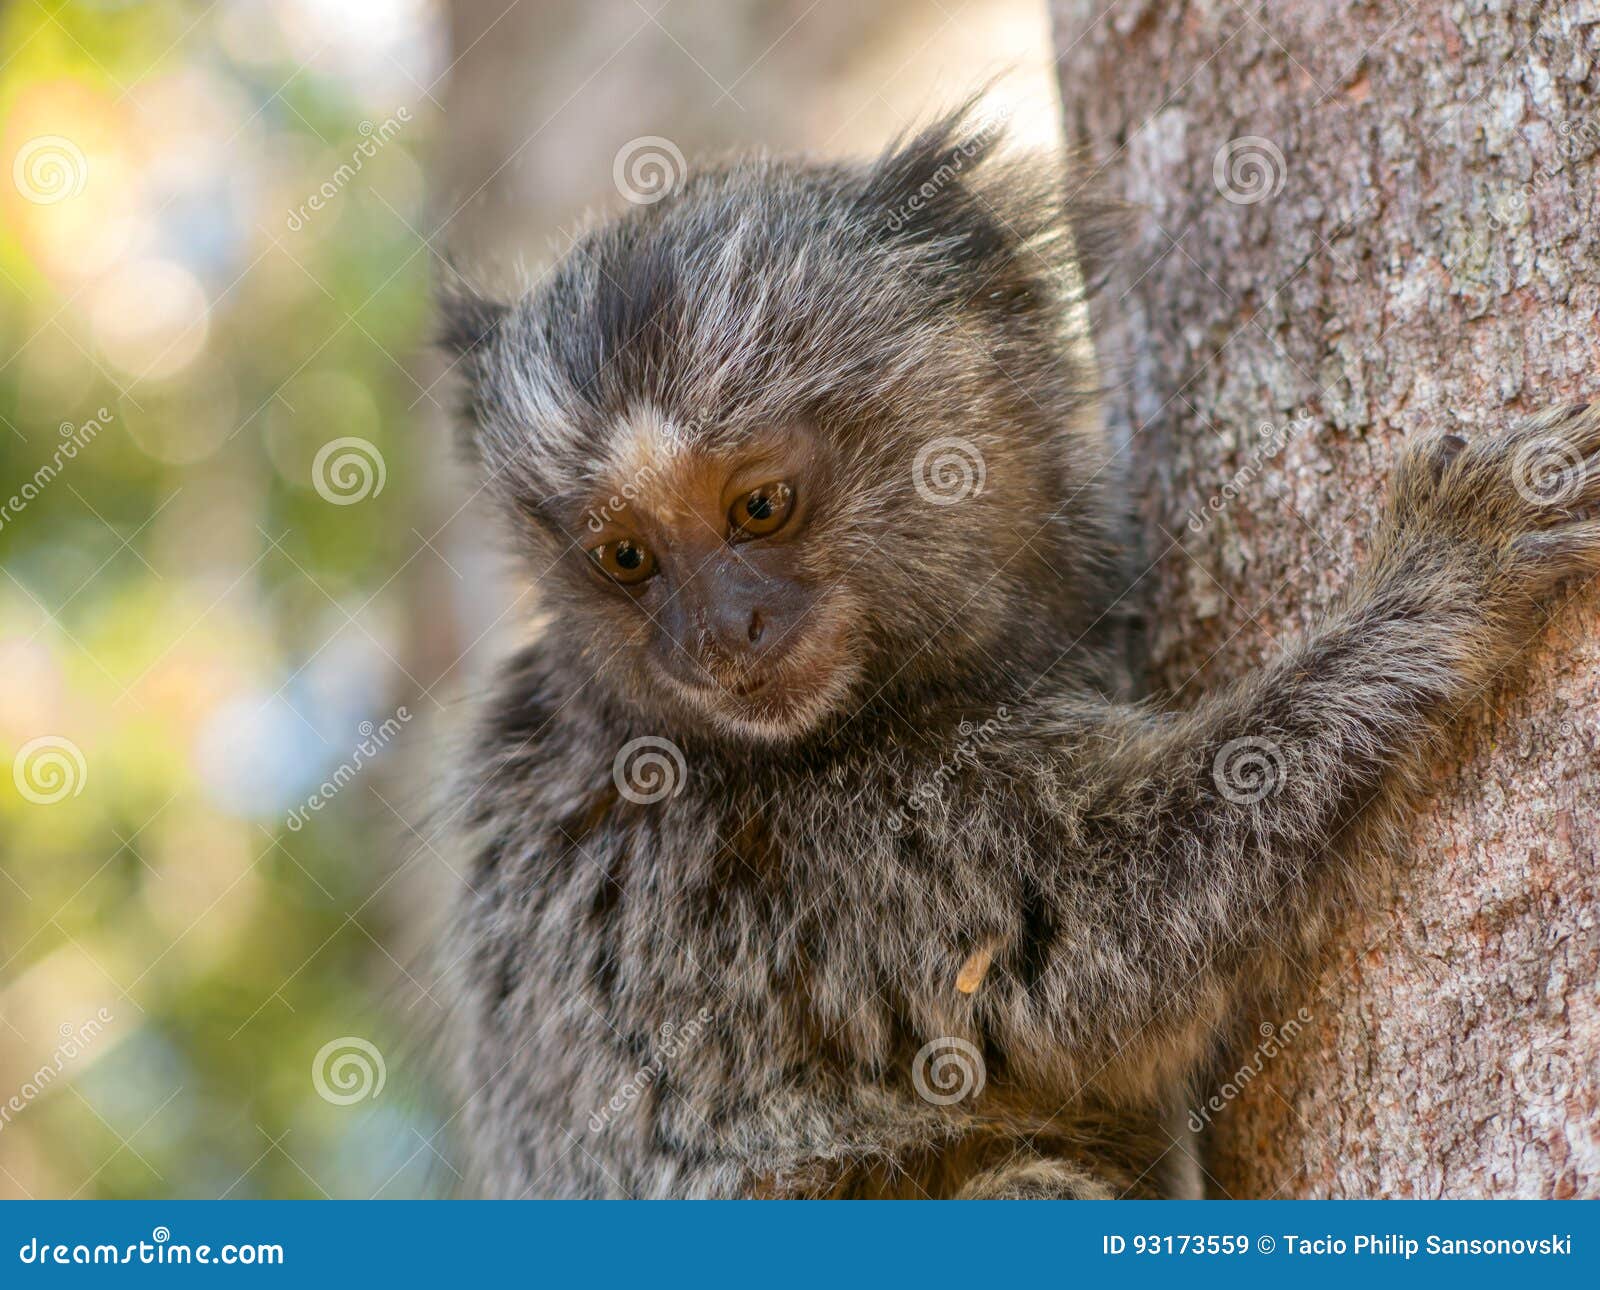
left=861, top=96, right=1007, bottom=244
left=434, top=275, right=510, bottom=360
left=864, top=97, right=1130, bottom=311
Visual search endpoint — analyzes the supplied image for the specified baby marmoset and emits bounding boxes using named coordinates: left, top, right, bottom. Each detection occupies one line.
left=438, top=106, right=1600, bottom=1198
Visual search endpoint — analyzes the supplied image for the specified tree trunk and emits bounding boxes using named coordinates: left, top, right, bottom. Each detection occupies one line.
left=1051, top=0, right=1600, bottom=1198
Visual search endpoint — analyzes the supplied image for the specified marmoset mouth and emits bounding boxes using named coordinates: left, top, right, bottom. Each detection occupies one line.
left=695, top=659, right=800, bottom=710
left=725, top=673, right=771, bottom=699
left=684, top=624, right=810, bottom=702
left=665, top=611, right=859, bottom=739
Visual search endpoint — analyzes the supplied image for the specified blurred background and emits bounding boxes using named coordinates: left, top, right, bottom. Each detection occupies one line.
left=0, top=0, right=1060, bottom=1199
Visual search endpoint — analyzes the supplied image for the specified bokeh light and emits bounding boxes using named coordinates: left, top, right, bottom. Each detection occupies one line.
left=0, top=0, right=1057, bottom=1201
left=0, top=0, right=444, bottom=1200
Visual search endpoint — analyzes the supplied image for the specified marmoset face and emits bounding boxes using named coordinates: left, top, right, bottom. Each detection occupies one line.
left=567, top=415, right=865, bottom=741
left=446, top=123, right=1097, bottom=744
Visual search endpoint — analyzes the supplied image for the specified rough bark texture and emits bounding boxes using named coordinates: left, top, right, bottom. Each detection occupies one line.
left=1052, top=0, right=1600, bottom=1198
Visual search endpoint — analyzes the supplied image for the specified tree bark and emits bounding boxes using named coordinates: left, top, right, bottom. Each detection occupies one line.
left=1051, top=0, right=1600, bottom=1198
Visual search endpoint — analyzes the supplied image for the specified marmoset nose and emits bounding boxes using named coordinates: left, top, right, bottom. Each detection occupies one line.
left=683, top=555, right=795, bottom=664
left=673, top=557, right=807, bottom=674
left=705, top=596, right=770, bottom=657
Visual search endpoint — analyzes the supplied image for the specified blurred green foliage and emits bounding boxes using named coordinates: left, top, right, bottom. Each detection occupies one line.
left=0, top=0, right=449, bottom=1198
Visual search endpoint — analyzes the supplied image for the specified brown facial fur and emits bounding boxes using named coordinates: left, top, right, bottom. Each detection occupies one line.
left=574, top=419, right=853, bottom=740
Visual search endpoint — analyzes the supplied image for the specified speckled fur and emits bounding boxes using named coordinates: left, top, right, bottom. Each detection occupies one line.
left=436, top=107, right=1600, bottom=1198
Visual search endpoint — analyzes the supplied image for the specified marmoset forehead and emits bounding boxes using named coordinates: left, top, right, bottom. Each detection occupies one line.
left=581, top=406, right=808, bottom=520
left=596, top=406, right=699, bottom=488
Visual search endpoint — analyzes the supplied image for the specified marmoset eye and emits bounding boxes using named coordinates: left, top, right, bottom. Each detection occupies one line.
left=730, top=482, right=794, bottom=539
left=589, top=538, right=657, bottom=585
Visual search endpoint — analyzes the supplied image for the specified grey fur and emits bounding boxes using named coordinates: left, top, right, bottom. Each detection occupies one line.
left=436, top=107, right=1599, bottom=1198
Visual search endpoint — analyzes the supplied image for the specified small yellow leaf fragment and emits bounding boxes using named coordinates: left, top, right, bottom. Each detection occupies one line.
left=956, top=943, right=995, bottom=994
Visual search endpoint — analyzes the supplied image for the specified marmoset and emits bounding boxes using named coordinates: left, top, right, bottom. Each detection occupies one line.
left=437, top=106, right=1600, bottom=1198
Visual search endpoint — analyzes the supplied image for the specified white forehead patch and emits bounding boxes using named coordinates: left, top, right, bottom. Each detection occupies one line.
left=590, top=404, right=706, bottom=525
left=604, top=404, right=697, bottom=475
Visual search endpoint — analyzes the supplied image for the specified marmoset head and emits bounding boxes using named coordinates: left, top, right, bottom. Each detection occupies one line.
left=441, top=105, right=1121, bottom=743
